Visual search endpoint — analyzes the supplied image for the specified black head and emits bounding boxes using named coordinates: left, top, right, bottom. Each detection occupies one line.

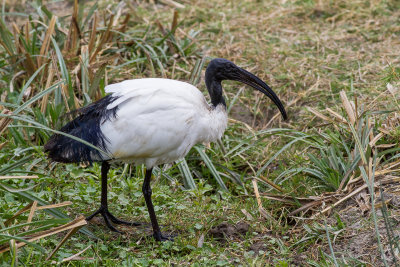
left=205, top=58, right=239, bottom=82
left=205, top=58, right=287, bottom=120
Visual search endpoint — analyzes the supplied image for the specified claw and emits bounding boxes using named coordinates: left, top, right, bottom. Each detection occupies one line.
left=107, top=212, right=141, bottom=226
left=152, top=231, right=175, bottom=242
left=86, top=206, right=141, bottom=233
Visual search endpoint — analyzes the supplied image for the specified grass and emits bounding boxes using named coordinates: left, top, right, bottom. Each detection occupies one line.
left=1, top=0, right=400, bottom=265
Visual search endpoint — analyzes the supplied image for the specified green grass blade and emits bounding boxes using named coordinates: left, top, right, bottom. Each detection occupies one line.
left=83, top=2, right=98, bottom=27
left=88, top=64, right=106, bottom=99
left=227, top=86, right=244, bottom=115
left=215, top=163, right=245, bottom=188
left=0, top=155, right=33, bottom=175
left=176, top=158, right=196, bottom=190
left=274, top=167, right=306, bottom=185
left=4, top=185, right=96, bottom=239
left=16, top=64, right=47, bottom=105
left=0, top=19, right=15, bottom=56
left=194, top=145, right=228, bottom=191
left=0, top=219, right=68, bottom=233
left=348, top=122, right=367, bottom=165
left=360, top=164, right=389, bottom=266
left=379, top=185, right=399, bottom=267
left=0, top=183, right=36, bottom=193
left=324, top=220, right=339, bottom=267
left=13, top=81, right=62, bottom=115
left=51, top=37, right=75, bottom=108
left=257, top=135, right=309, bottom=177
left=0, top=233, right=45, bottom=253
left=0, top=113, right=112, bottom=158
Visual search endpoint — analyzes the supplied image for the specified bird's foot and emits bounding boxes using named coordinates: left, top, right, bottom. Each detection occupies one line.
left=86, top=206, right=141, bottom=233
left=152, top=231, right=175, bottom=242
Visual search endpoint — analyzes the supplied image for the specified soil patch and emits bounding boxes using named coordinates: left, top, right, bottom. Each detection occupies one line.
left=208, top=221, right=249, bottom=242
left=315, top=186, right=400, bottom=265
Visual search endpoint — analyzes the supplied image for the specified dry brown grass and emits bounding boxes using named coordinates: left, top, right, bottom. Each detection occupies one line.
left=181, top=0, right=400, bottom=129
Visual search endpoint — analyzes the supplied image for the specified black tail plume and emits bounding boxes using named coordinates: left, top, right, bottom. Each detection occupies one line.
left=44, top=95, right=119, bottom=163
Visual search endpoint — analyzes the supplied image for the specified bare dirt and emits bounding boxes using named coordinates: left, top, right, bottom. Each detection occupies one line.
left=208, top=221, right=250, bottom=242
left=320, top=188, right=400, bottom=265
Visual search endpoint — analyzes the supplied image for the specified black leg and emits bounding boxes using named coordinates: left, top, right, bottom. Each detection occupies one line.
left=86, top=161, right=141, bottom=232
left=143, top=168, right=172, bottom=241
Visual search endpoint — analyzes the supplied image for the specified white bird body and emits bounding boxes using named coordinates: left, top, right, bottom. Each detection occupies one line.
left=99, top=78, right=227, bottom=167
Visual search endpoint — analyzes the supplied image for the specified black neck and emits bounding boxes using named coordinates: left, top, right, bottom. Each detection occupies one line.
left=205, top=75, right=226, bottom=108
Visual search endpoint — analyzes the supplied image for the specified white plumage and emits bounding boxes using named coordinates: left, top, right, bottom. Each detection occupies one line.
left=100, top=78, right=227, bottom=167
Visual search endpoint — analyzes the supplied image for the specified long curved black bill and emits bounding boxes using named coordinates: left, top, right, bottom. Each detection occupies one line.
left=235, top=68, right=287, bottom=120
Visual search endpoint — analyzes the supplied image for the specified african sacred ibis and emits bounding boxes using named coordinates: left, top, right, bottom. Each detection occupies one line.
left=44, top=58, right=287, bottom=241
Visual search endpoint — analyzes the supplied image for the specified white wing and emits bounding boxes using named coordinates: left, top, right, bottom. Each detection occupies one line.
left=105, top=78, right=205, bottom=109
left=100, top=78, right=223, bottom=167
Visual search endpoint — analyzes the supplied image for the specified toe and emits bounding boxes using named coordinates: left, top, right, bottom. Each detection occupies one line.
left=153, top=231, right=175, bottom=242
left=103, top=210, right=142, bottom=226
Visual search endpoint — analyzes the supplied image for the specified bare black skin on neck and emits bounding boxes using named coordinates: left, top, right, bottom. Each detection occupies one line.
left=205, top=79, right=226, bottom=108
left=205, top=59, right=233, bottom=107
